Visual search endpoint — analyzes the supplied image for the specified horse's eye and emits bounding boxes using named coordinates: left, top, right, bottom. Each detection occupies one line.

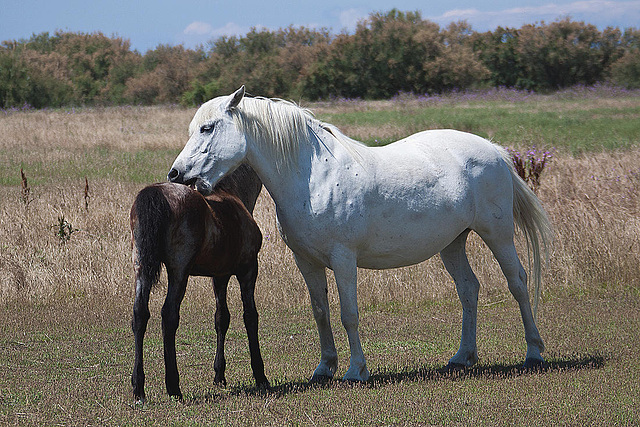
left=200, top=123, right=214, bottom=134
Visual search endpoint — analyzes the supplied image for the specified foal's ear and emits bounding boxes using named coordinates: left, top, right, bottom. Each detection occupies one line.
left=225, top=85, right=245, bottom=111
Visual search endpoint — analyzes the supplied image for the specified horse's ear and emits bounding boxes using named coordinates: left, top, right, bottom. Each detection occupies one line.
left=225, top=85, right=245, bottom=111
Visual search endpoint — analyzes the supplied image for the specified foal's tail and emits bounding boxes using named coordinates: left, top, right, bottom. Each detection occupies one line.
left=131, top=185, right=172, bottom=289
left=501, top=149, right=554, bottom=319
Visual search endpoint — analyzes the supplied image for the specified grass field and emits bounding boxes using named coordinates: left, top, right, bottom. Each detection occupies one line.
left=1, top=88, right=639, bottom=425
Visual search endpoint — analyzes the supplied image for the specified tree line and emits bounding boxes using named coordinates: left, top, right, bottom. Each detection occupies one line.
left=1, top=9, right=639, bottom=109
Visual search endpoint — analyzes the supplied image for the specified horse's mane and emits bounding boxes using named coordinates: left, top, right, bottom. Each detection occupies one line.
left=190, top=95, right=365, bottom=170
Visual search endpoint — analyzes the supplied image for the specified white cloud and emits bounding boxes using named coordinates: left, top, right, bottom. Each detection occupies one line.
left=183, top=21, right=214, bottom=36
left=339, top=8, right=368, bottom=32
left=209, top=22, right=246, bottom=38
left=442, top=9, right=482, bottom=19
left=430, top=0, right=640, bottom=30
left=180, top=21, right=248, bottom=48
left=182, top=21, right=246, bottom=38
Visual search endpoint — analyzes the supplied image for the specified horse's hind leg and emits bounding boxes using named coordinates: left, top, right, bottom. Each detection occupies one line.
left=162, top=268, right=188, bottom=399
left=440, top=230, right=480, bottom=368
left=131, top=272, right=152, bottom=404
left=212, top=274, right=231, bottom=385
left=237, top=259, right=269, bottom=388
left=481, top=230, right=545, bottom=366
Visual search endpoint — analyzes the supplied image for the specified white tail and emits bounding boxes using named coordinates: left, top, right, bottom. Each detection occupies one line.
left=502, top=150, right=554, bottom=319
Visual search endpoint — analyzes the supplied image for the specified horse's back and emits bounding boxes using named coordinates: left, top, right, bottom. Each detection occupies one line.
left=401, top=130, right=517, bottom=225
left=369, top=129, right=513, bottom=212
left=377, top=129, right=506, bottom=169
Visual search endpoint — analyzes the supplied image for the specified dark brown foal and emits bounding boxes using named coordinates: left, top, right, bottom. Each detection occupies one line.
left=130, top=165, right=266, bottom=404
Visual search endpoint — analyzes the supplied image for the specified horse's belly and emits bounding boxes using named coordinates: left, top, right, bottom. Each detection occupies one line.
left=355, top=220, right=467, bottom=269
left=352, top=177, right=473, bottom=269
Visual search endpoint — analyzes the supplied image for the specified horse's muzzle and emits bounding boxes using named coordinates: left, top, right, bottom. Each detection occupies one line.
left=167, top=167, right=182, bottom=183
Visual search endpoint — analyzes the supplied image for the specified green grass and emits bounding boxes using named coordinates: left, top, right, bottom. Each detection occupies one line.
left=1, top=286, right=637, bottom=425
left=3, top=96, right=639, bottom=189
left=319, top=98, right=640, bottom=153
left=0, top=146, right=179, bottom=186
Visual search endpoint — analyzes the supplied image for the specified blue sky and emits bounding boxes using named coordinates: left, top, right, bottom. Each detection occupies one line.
left=2, top=0, right=640, bottom=52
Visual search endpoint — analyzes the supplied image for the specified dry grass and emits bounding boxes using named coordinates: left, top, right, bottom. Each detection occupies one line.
left=0, top=105, right=192, bottom=151
left=1, top=98, right=639, bottom=424
left=1, top=147, right=638, bottom=313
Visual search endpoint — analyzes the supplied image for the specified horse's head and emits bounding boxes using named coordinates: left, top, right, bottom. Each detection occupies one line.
left=168, top=86, right=247, bottom=195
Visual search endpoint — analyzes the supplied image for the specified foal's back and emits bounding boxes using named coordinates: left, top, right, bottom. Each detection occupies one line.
left=191, top=186, right=262, bottom=277
left=133, top=181, right=261, bottom=278
left=131, top=163, right=263, bottom=278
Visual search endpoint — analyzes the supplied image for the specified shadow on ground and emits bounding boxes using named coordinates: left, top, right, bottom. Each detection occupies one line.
left=185, top=352, right=605, bottom=404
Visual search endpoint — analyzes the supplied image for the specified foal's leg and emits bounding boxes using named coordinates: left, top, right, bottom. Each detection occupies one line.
left=131, top=272, right=152, bottom=404
left=237, top=259, right=269, bottom=388
left=162, top=268, right=188, bottom=399
left=212, top=275, right=231, bottom=385
left=440, top=230, right=480, bottom=368
left=294, top=254, right=338, bottom=382
left=483, top=235, right=545, bottom=366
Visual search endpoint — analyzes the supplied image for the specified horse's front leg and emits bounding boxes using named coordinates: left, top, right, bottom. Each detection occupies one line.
left=131, top=274, right=151, bottom=404
left=162, top=269, right=187, bottom=400
left=331, top=250, right=369, bottom=382
left=294, top=254, right=338, bottom=383
left=236, top=260, right=270, bottom=388
left=212, top=275, right=231, bottom=386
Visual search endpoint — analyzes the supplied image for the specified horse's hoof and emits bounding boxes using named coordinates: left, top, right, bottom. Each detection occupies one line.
left=309, top=374, right=334, bottom=385
left=523, top=358, right=546, bottom=370
left=342, top=365, right=370, bottom=383
left=445, top=362, right=468, bottom=372
left=341, top=371, right=369, bottom=383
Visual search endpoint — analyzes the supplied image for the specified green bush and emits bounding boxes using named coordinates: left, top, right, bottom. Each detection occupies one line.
left=0, top=15, right=638, bottom=108
left=609, top=29, right=640, bottom=88
left=611, top=50, right=640, bottom=88
left=181, top=80, right=222, bottom=106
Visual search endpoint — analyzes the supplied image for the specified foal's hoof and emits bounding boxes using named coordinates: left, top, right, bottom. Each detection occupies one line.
left=168, top=392, right=183, bottom=402
left=133, top=397, right=146, bottom=409
left=523, top=358, right=546, bottom=371
left=309, top=374, right=334, bottom=385
left=256, top=378, right=271, bottom=391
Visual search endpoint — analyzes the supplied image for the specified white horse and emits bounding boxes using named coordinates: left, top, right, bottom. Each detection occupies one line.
left=169, top=86, right=553, bottom=382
